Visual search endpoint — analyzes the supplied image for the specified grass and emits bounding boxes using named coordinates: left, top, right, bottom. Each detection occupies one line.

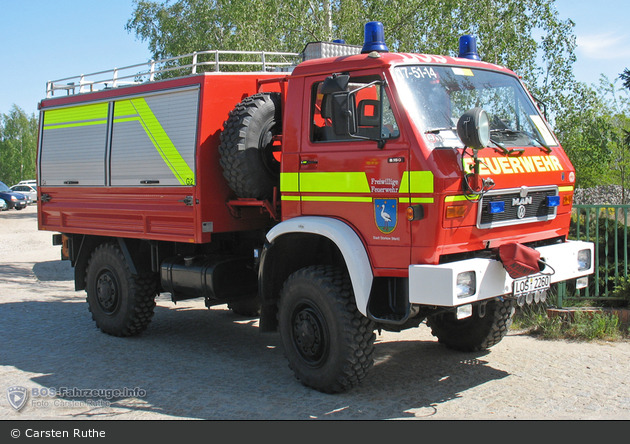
left=512, top=302, right=629, bottom=341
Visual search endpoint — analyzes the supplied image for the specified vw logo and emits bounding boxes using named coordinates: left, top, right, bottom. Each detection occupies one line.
left=517, top=205, right=526, bottom=219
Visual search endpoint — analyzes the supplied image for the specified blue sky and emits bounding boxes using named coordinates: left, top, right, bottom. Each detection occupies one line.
left=1, top=0, right=628, bottom=116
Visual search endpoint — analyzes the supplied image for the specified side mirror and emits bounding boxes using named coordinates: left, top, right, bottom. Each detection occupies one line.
left=331, top=93, right=357, bottom=135
left=457, top=107, right=490, bottom=150
left=321, top=74, right=350, bottom=94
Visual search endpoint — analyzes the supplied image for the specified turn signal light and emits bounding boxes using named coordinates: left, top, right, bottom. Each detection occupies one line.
left=406, top=204, right=425, bottom=221
left=446, top=205, right=466, bottom=218
left=563, top=194, right=573, bottom=206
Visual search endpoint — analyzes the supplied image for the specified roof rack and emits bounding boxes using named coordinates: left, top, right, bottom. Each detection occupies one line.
left=45, top=50, right=301, bottom=98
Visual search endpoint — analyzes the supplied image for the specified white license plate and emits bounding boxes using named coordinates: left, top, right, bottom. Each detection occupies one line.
left=513, top=274, right=550, bottom=297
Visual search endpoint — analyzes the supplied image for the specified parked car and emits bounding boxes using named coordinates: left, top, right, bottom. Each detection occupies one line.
left=10, top=184, right=37, bottom=203
left=0, top=198, right=7, bottom=211
left=0, top=181, right=28, bottom=210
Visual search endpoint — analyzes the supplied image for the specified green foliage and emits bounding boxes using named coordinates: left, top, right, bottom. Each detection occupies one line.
left=556, top=73, right=630, bottom=189
left=610, top=276, right=630, bottom=306
left=0, top=105, right=39, bottom=186
left=513, top=305, right=624, bottom=341
left=568, top=310, right=621, bottom=340
left=126, top=0, right=576, bottom=110
left=554, top=82, right=615, bottom=187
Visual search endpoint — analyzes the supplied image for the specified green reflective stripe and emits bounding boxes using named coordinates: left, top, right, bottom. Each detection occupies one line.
left=445, top=195, right=480, bottom=202
left=280, top=172, right=299, bottom=192
left=399, top=197, right=435, bottom=204
left=281, top=195, right=301, bottom=201
left=302, top=195, right=372, bottom=202
left=43, top=103, right=108, bottom=129
left=299, top=172, right=370, bottom=193
left=400, top=171, right=434, bottom=193
left=114, top=98, right=194, bottom=186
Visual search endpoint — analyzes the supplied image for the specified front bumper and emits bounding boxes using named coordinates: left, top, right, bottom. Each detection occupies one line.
left=408, top=240, right=594, bottom=307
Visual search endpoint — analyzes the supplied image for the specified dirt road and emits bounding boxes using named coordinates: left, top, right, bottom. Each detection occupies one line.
left=2, top=205, right=629, bottom=420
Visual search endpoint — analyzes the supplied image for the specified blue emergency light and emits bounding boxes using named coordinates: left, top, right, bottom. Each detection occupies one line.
left=458, top=35, right=481, bottom=60
left=547, top=196, right=560, bottom=207
left=488, top=201, right=505, bottom=214
left=361, top=21, right=389, bottom=54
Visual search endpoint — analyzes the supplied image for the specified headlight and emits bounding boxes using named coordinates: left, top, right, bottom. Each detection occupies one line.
left=577, top=249, right=591, bottom=271
left=11, top=196, right=17, bottom=201
left=456, top=271, right=476, bottom=298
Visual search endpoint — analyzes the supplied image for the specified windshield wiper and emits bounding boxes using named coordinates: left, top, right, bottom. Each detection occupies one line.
left=491, top=128, right=552, bottom=154
left=425, top=127, right=456, bottom=134
left=525, top=131, right=552, bottom=154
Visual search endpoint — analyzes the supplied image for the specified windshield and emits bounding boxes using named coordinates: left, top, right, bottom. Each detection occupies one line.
left=393, top=65, right=557, bottom=149
left=0, top=182, right=9, bottom=192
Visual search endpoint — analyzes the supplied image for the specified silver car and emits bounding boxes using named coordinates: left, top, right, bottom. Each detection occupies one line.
left=0, top=198, right=7, bottom=211
left=10, top=184, right=37, bottom=204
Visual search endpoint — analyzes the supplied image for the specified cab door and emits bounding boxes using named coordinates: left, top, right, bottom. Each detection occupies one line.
left=299, top=72, right=411, bottom=270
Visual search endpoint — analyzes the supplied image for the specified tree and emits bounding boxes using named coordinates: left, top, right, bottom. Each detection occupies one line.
left=553, top=81, right=614, bottom=188
left=0, top=105, right=39, bottom=186
left=554, top=73, right=630, bottom=191
left=621, top=68, right=630, bottom=91
left=126, top=0, right=576, bottom=112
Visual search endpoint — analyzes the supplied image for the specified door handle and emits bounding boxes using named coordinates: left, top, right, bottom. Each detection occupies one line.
left=300, top=159, right=318, bottom=165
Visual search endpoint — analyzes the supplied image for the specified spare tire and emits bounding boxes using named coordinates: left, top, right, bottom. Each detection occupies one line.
left=219, top=92, right=282, bottom=200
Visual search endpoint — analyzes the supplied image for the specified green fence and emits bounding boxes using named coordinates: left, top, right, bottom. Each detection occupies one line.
left=556, top=204, right=630, bottom=307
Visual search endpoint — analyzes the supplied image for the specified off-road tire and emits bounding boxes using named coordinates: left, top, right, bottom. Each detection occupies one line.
left=219, top=92, right=282, bottom=200
left=427, top=297, right=516, bottom=352
left=85, top=243, right=157, bottom=337
left=228, top=298, right=261, bottom=317
left=278, top=265, right=376, bottom=394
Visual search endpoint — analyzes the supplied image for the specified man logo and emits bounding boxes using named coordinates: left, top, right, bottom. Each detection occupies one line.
left=7, top=386, right=28, bottom=411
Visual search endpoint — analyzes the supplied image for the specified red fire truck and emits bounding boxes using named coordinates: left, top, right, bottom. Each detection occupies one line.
left=37, top=22, right=594, bottom=393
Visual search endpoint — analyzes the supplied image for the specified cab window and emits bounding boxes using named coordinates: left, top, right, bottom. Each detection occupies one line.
left=310, top=76, right=399, bottom=143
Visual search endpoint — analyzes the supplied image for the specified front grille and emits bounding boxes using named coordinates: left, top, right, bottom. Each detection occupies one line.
left=478, top=186, right=558, bottom=229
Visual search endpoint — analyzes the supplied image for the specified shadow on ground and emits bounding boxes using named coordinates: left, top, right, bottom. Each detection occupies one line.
left=1, top=294, right=509, bottom=420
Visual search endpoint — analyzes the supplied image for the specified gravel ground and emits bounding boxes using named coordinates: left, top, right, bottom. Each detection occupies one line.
left=1, top=205, right=630, bottom=420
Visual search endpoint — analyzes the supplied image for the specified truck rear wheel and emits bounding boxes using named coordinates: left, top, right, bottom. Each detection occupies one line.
left=85, top=243, right=157, bottom=337
left=278, top=265, right=376, bottom=394
left=427, top=298, right=515, bottom=352
left=219, top=92, right=281, bottom=201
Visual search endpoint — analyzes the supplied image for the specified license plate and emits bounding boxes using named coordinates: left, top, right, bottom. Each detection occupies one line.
left=513, top=274, right=550, bottom=297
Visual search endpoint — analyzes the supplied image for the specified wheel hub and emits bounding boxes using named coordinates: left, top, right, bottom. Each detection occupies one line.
left=292, top=307, right=326, bottom=364
left=96, top=272, right=118, bottom=312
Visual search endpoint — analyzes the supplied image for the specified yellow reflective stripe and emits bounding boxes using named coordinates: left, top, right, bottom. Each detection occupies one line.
left=559, top=186, right=574, bottom=192
left=445, top=195, right=480, bottom=202
left=280, top=172, right=299, bottom=192
left=410, top=197, right=434, bottom=203
left=281, top=195, right=301, bottom=201
left=114, top=98, right=194, bottom=186
left=302, top=195, right=372, bottom=202
left=43, top=103, right=108, bottom=129
left=299, top=172, right=370, bottom=193
left=399, top=197, right=435, bottom=203
left=400, top=171, right=434, bottom=193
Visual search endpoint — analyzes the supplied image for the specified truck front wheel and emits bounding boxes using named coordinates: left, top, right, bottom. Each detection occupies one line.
left=85, top=243, right=157, bottom=337
left=427, top=297, right=516, bottom=352
left=278, top=265, right=376, bottom=393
